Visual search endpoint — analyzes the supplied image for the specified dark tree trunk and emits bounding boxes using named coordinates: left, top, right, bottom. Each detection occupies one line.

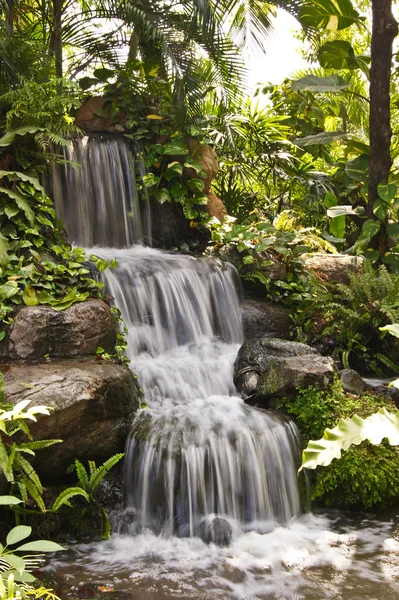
left=368, top=0, right=398, bottom=226
left=5, top=0, right=15, bottom=37
left=49, top=0, right=64, bottom=79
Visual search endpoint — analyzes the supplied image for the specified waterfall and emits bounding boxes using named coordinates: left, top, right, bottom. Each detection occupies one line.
left=88, top=246, right=302, bottom=537
left=52, top=136, right=150, bottom=247
left=54, top=137, right=303, bottom=542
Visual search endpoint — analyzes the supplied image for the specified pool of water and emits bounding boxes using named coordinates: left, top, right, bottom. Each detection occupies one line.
left=48, top=509, right=399, bottom=600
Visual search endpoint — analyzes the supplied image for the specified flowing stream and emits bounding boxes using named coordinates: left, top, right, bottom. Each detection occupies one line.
left=50, top=137, right=399, bottom=599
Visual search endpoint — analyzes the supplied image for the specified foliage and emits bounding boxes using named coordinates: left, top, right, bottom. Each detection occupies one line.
left=65, top=455, right=125, bottom=538
left=301, top=408, right=399, bottom=470
left=280, top=378, right=399, bottom=509
left=208, top=213, right=333, bottom=304
left=297, top=262, right=399, bottom=374
left=0, top=399, right=61, bottom=512
left=0, top=498, right=63, bottom=600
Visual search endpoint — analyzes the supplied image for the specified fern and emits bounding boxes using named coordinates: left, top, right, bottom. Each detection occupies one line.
left=89, top=454, right=124, bottom=493
left=52, top=488, right=90, bottom=512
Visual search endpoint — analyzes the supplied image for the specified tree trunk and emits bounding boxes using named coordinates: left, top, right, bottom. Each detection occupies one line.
left=368, top=0, right=398, bottom=223
left=49, top=0, right=63, bottom=79
left=5, top=0, right=15, bottom=37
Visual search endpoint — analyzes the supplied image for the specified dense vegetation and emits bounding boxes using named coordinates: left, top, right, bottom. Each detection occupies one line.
left=2, top=0, right=399, bottom=593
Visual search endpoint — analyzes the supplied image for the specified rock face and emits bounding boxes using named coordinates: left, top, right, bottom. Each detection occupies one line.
left=4, top=359, right=140, bottom=479
left=235, top=337, right=336, bottom=404
left=4, top=300, right=115, bottom=360
left=304, top=254, right=364, bottom=283
left=256, top=355, right=336, bottom=402
left=206, top=191, right=227, bottom=222
left=242, top=300, right=291, bottom=341
left=75, top=97, right=116, bottom=132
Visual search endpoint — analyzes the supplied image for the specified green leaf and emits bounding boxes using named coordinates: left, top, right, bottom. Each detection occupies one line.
left=23, top=286, right=38, bottom=307
left=324, top=191, right=337, bottom=209
left=0, top=188, right=34, bottom=224
left=4, top=554, right=25, bottom=574
left=242, top=255, right=256, bottom=264
left=15, top=540, right=64, bottom=552
left=377, top=183, right=397, bottom=202
left=0, top=496, right=23, bottom=505
left=318, top=40, right=359, bottom=69
left=291, top=74, right=349, bottom=92
left=300, top=409, right=399, bottom=471
left=184, top=159, right=203, bottom=173
left=93, top=67, right=115, bottom=81
left=164, top=142, right=188, bottom=155
left=345, top=154, right=369, bottom=182
left=52, top=487, right=90, bottom=512
left=373, top=198, right=389, bottom=221
left=0, top=281, right=19, bottom=301
left=362, top=219, right=380, bottom=238
left=387, top=223, right=399, bottom=242
left=6, top=526, right=31, bottom=546
left=187, top=178, right=205, bottom=192
left=0, top=127, right=45, bottom=148
left=0, top=171, right=45, bottom=194
left=299, top=0, right=359, bottom=31
left=0, top=233, right=9, bottom=267
left=330, top=215, right=345, bottom=239
left=380, top=324, right=399, bottom=339
left=164, top=161, right=183, bottom=180
left=295, top=131, right=352, bottom=147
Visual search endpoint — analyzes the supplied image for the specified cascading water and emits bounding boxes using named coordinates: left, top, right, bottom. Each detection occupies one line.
left=49, top=137, right=399, bottom=599
left=52, top=136, right=150, bottom=247
left=88, top=246, right=302, bottom=538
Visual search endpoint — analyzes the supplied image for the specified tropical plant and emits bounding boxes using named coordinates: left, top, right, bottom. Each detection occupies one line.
left=65, top=454, right=124, bottom=538
left=0, top=495, right=63, bottom=600
left=300, top=408, right=399, bottom=471
left=297, top=262, right=399, bottom=374
left=0, top=399, right=61, bottom=512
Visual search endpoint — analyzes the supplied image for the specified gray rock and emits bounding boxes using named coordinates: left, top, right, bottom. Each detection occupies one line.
left=242, top=300, right=291, bottom=341
left=199, top=515, right=233, bottom=547
left=256, top=355, right=336, bottom=402
left=4, top=359, right=140, bottom=479
left=304, top=254, right=364, bottom=283
left=339, top=369, right=369, bottom=395
left=5, top=299, right=116, bottom=360
left=235, top=337, right=317, bottom=376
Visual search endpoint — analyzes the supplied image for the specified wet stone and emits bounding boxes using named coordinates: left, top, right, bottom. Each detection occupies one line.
left=199, top=516, right=233, bottom=547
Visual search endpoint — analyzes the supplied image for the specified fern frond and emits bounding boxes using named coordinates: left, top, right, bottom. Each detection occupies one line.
left=89, top=453, right=124, bottom=493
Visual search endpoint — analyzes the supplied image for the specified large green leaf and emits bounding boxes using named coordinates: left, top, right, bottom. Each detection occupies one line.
left=318, top=41, right=359, bottom=70
left=345, top=154, right=369, bottom=182
left=52, top=487, right=90, bottom=512
left=380, top=324, right=399, bottom=339
left=291, top=74, right=349, bottom=92
left=300, top=409, right=399, bottom=471
left=6, top=526, right=31, bottom=546
left=295, top=130, right=352, bottom=147
left=298, top=0, right=360, bottom=31
left=15, top=540, right=64, bottom=552
left=0, top=127, right=44, bottom=148
left=0, top=233, right=9, bottom=267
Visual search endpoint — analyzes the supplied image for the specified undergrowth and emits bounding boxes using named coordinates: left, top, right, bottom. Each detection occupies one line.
left=279, top=378, right=399, bottom=510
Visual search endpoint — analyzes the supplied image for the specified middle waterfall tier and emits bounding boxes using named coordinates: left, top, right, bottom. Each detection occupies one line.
left=92, top=246, right=302, bottom=536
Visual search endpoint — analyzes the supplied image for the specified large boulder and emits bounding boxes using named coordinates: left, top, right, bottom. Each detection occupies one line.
left=3, top=359, right=140, bottom=478
left=256, top=355, right=336, bottom=403
left=234, top=337, right=336, bottom=402
left=304, top=254, right=364, bottom=283
left=242, top=300, right=291, bottom=341
left=3, top=300, right=115, bottom=360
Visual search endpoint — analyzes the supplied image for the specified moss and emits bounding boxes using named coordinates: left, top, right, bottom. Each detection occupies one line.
left=279, top=377, right=399, bottom=511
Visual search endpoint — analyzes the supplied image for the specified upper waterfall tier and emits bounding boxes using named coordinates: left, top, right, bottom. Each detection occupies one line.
left=52, top=136, right=148, bottom=248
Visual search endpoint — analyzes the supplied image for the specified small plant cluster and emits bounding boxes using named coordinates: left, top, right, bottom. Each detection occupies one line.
left=280, top=378, right=399, bottom=510
left=208, top=212, right=332, bottom=304
left=296, top=262, right=399, bottom=374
